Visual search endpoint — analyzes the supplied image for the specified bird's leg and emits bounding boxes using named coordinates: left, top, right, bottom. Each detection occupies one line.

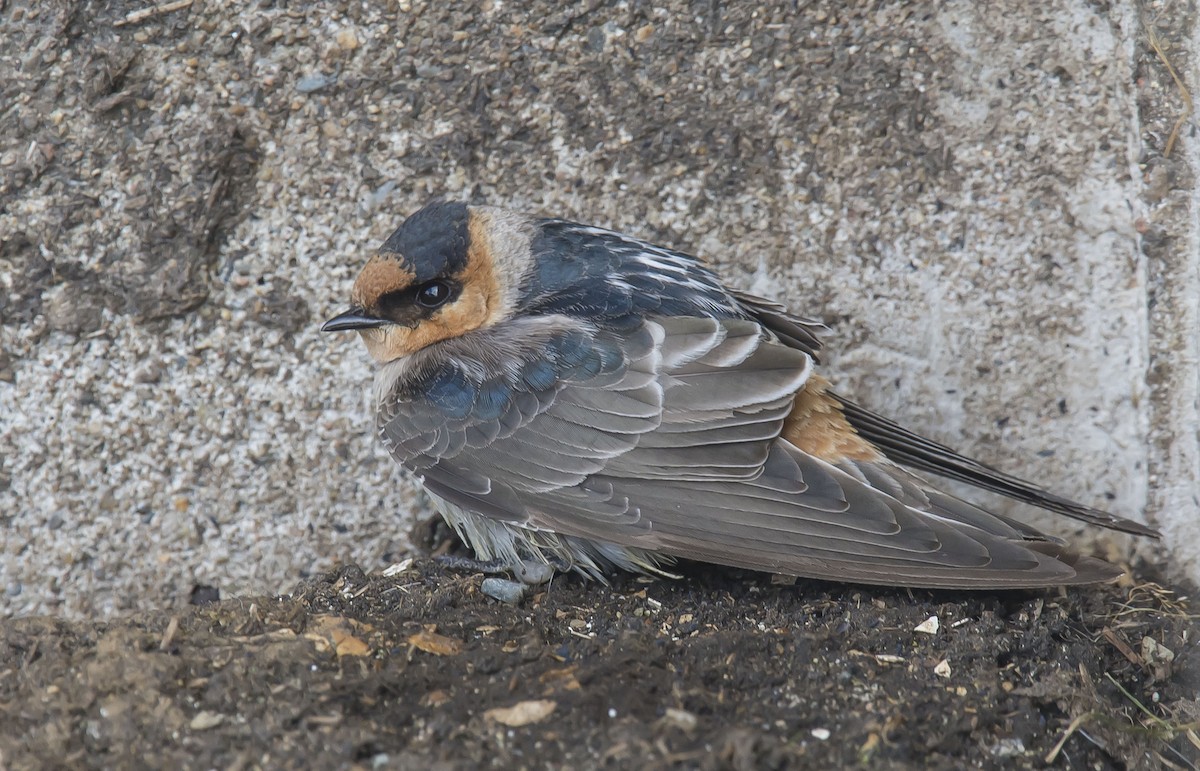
left=433, top=554, right=561, bottom=585
left=433, top=554, right=509, bottom=574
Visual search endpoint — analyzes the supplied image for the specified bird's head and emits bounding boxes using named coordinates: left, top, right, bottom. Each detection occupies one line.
left=322, top=201, right=534, bottom=363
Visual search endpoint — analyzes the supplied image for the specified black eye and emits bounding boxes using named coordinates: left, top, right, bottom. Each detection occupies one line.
left=416, top=280, right=453, bottom=308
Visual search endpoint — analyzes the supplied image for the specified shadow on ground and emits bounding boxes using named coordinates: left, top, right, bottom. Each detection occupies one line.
left=2, top=557, right=1196, bottom=770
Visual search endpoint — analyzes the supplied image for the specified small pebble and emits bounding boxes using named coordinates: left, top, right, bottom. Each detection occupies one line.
left=989, top=738, right=1025, bottom=758
left=296, top=73, right=334, bottom=93
left=189, top=711, right=224, bottom=730
left=382, top=558, right=414, bottom=577
left=481, top=578, right=526, bottom=605
left=914, top=615, right=940, bottom=635
left=361, top=180, right=398, bottom=212
left=335, top=28, right=359, bottom=50
left=133, top=361, right=162, bottom=384
left=662, top=707, right=697, bottom=731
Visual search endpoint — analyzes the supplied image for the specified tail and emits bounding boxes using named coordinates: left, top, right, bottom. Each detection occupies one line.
left=834, top=395, right=1159, bottom=538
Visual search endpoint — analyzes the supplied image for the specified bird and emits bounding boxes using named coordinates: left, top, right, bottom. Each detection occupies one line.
left=322, top=200, right=1158, bottom=589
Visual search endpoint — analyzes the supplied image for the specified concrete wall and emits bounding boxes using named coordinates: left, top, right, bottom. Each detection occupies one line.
left=2, top=0, right=1196, bottom=617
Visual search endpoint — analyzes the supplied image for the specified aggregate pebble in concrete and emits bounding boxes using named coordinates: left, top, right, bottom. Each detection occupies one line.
left=1, top=0, right=1194, bottom=618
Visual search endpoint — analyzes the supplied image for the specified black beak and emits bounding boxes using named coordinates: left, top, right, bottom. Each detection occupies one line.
left=321, top=308, right=387, bottom=332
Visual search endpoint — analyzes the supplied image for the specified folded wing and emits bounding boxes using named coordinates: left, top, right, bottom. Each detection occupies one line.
left=378, top=314, right=1124, bottom=588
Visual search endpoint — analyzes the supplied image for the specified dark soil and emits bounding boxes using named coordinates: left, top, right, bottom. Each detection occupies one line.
left=2, top=556, right=1196, bottom=770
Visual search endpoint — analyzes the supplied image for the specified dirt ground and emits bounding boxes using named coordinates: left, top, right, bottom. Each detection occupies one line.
left=2, top=540, right=1197, bottom=770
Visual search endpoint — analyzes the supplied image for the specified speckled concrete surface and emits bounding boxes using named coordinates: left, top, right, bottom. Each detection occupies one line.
left=1, top=0, right=1195, bottom=618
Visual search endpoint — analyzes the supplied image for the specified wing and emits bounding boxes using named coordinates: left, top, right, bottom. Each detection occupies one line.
left=724, top=288, right=1156, bottom=540
left=729, top=288, right=827, bottom=361
left=377, top=314, right=1121, bottom=588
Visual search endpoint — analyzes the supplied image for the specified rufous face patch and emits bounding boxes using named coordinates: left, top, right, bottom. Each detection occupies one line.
left=351, top=253, right=416, bottom=312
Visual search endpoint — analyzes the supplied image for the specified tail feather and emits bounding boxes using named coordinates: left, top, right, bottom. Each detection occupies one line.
left=834, top=394, right=1159, bottom=538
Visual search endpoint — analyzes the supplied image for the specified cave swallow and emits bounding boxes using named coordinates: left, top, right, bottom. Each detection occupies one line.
left=322, top=201, right=1157, bottom=588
